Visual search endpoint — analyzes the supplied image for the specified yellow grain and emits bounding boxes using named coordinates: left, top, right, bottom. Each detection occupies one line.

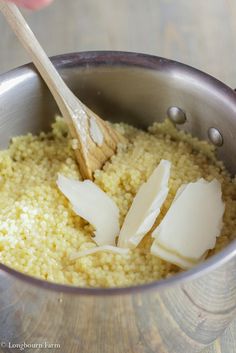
left=0, top=117, right=235, bottom=287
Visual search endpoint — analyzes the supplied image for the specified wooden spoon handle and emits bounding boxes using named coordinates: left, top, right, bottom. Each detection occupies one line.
left=0, top=1, right=123, bottom=180
left=0, top=1, right=84, bottom=124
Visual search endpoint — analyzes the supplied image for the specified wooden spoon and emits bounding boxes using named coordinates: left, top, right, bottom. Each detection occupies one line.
left=0, top=1, right=123, bottom=180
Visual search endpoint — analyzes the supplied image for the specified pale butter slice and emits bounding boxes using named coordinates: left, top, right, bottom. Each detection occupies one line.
left=151, top=179, right=225, bottom=268
left=89, top=116, right=104, bottom=146
left=70, top=245, right=129, bottom=260
left=118, top=160, right=171, bottom=249
left=150, top=241, right=201, bottom=269
left=57, top=174, right=120, bottom=246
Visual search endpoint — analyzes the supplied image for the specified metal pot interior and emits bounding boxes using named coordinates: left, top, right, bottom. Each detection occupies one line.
left=0, top=51, right=236, bottom=292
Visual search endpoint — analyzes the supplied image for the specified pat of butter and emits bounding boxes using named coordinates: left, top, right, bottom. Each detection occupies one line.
left=118, top=160, right=171, bottom=249
left=57, top=174, right=120, bottom=246
left=151, top=179, right=225, bottom=268
left=89, top=117, right=104, bottom=146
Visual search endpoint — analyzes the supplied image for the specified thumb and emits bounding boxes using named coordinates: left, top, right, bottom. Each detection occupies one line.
left=6, top=0, right=53, bottom=10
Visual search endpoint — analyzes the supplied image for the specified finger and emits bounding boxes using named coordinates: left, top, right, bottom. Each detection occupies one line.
left=6, top=0, right=53, bottom=10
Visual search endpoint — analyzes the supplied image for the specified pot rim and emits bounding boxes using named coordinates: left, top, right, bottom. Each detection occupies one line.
left=0, top=50, right=236, bottom=296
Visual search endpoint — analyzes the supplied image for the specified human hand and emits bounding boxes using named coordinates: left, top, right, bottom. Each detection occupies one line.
left=6, top=0, right=53, bottom=10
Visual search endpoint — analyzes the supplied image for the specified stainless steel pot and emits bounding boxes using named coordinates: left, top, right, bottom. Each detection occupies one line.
left=0, top=51, right=235, bottom=353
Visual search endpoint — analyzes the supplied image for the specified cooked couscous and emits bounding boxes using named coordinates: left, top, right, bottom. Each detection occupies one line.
left=0, top=117, right=235, bottom=287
